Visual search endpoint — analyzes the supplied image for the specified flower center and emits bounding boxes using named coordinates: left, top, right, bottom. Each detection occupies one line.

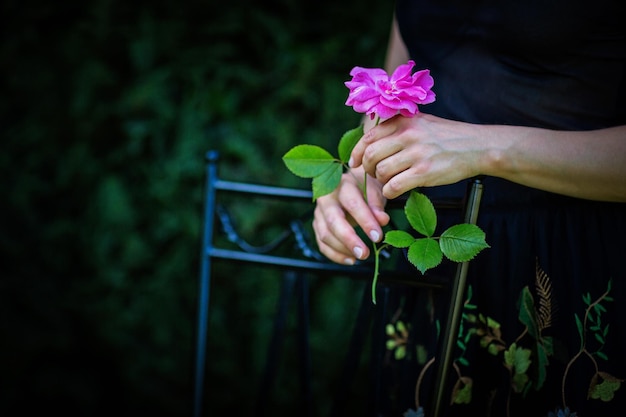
left=383, top=80, right=398, bottom=96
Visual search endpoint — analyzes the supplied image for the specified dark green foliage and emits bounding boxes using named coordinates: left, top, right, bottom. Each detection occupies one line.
left=0, top=0, right=391, bottom=416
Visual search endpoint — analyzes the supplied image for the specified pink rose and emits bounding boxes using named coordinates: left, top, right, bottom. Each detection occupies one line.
left=344, top=60, right=435, bottom=120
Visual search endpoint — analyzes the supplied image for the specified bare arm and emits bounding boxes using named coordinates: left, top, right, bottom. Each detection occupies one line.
left=481, top=123, right=626, bottom=202
left=384, top=15, right=410, bottom=75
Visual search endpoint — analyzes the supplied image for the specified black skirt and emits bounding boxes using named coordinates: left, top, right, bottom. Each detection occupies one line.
left=380, top=177, right=626, bottom=417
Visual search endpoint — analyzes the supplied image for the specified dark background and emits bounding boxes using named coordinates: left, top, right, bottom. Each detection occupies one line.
left=0, top=0, right=392, bottom=415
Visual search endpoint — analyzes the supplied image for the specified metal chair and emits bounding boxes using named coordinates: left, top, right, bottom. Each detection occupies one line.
left=193, top=150, right=483, bottom=417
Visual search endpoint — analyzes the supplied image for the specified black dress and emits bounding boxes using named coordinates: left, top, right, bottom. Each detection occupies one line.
left=381, top=1, right=626, bottom=416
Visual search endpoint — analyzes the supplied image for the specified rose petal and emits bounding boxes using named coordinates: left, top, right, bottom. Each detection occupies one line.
left=390, top=60, right=415, bottom=83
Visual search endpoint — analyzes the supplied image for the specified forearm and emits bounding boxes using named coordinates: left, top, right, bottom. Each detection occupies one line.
left=480, top=124, right=626, bottom=202
left=384, top=15, right=409, bottom=74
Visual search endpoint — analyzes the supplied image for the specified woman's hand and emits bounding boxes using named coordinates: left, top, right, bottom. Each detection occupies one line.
left=349, top=113, right=486, bottom=199
left=351, top=112, right=626, bottom=202
left=312, top=166, right=390, bottom=265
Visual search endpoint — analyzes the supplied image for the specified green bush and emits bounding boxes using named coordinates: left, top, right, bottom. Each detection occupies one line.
left=0, top=0, right=392, bottom=415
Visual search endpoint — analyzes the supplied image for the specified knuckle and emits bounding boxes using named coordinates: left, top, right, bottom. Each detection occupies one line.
left=413, top=160, right=431, bottom=176
left=325, top=215, right=342, bottom=235
left=362, top=128, right=376, bottom=144
left=318, top=231, right=333, bottom=246
left=313, top=216, right=333, bottom=244
left=312, top=216, right=322, bottom=235
left=387, top=177, right=403, bottom=194
left=363, top=145, right=377, bottom=162
left=342, top=196, right=362, bottom=214
left=375, top=162, right=389, bottom=180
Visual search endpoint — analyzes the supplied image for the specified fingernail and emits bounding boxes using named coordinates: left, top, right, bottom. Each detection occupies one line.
left=344, top=258, right=355, bottom=266
left=353, top=246, right=363, bottom=259
left=369, top=230, right=380, bottom=242
left=348, top=157, right=354, bottom=168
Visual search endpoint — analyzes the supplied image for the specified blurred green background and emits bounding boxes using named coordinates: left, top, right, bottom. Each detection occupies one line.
left=1, top=0, right=392, bottom=416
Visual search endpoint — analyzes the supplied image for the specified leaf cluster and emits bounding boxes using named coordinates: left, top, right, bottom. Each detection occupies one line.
left=384, top=192, right=489, bottom=274
left=282, top=127, right=489, bottom=307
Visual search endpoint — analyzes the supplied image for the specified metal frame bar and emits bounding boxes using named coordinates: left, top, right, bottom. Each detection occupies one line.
left=429, top=178, right=484, bottom=417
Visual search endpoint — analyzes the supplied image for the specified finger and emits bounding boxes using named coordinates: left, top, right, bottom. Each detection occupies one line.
left=338, top=176, right=388, bottom=246
left=372, top=151, right=413, bottom=185
left=313, top=202, right=368, bottom=264
left=361, top=139, right=405, bottom=179
left=367, top=185, right=391, bottom=228
left=314, top=223, right=358, bottom=265
left=381, top=168, right=424, bottom=200
left=349, top=119, right=397, bottom=169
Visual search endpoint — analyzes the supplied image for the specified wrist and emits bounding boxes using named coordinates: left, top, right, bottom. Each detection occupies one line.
left=476, top=124, right=511, bottom=178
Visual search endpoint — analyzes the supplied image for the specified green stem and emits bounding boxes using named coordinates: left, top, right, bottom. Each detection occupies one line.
left=367, top=117, right=385, bottom=304
left=371, top=243, right=388, bottom=305
left=363, top=171, right=368, bottom=201
left=372, top=246, right=380, bottom=304
left=363, top=117, right=381, bottom=201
